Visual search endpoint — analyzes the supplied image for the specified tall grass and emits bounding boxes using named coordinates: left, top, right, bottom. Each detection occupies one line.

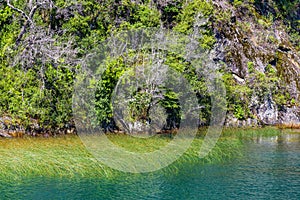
left=0, top=136, right=117, bottom=180
left=0, top=127, right=284, bottom=179
left=221, top=126, right=281, bottom=140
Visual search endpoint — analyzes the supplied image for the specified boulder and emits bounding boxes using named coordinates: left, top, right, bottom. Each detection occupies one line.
left=0, top=130, right=12, bottom=138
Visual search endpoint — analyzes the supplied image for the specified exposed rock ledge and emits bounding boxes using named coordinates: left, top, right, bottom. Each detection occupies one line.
left=225, top=105, right=300, bottom=128
left=0, top=130, right=12, bottom=138
left=0, top=116, right=76, bottom=138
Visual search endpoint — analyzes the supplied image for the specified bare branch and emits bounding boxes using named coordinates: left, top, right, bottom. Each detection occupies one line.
left=7, top=0, right=54, bottom=45
left=6, top=0, right=33, bottom=23
left=13, top=27, right=79, bottom=70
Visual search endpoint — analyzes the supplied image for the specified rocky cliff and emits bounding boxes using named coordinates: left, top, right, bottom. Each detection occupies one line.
left=210, top=0, right=300, bottom=127
left=0, top=0, right=299, bottom=137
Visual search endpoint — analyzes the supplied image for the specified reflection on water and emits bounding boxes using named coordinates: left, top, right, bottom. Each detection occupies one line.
left=253, top=130, right=300, bottom=145
left=1, top=133, right=300, bottom=199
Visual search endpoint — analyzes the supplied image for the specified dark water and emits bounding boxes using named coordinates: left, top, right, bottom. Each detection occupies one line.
left=1, top=133, right=300, bottom=199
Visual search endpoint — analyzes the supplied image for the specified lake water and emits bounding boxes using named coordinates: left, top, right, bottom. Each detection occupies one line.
left=1, top=133, right=300, bottom=199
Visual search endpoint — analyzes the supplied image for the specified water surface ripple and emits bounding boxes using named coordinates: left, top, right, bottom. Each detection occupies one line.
left=1, top=133, right=300, bottom=199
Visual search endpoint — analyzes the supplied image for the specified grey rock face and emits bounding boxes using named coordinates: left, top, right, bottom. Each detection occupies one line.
left=278, top=106, right=300, bottom=125
left=211, top=1, right=300, bottom=127
left=225, top=113, right=259, bottom=127
left=257, top=95, right=278, bottom=125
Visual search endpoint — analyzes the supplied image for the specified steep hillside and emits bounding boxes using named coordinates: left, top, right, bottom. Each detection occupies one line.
left=210, top=0, right=300, bottom=126
left=0, top=0, right=299, bottom=136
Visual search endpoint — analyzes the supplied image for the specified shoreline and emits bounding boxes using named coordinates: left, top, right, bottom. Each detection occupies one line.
left=0, top=128, right=299, bottom=179
left=1, top=124, right=300, bottom=139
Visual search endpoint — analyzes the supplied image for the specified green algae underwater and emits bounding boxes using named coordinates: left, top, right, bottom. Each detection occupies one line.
left=0, top=127, right=285, bottom=179
left=1, top=127, right=300, bottom=199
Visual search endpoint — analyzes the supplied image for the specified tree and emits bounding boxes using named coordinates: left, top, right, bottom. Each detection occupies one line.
left=1, top=0, right=79, bottom=132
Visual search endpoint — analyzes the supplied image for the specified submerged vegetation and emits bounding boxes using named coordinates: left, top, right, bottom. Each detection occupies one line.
left=0, top=127, right=291, bottom=179
left=0, top=132, right=240, bottom=179
left=1, top=2, right=299, bottom=197
left=221, top=126, right=282, bottom=140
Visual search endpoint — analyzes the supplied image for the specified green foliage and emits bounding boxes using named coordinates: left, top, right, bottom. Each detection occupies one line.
left=40, top=65, right=74, bottom=127
left=223, top=73, right=251, bottom=119
left=290, top=98, right=296, bottom=106
left=0, top=0, right=299, bottom=132
left=132, top=4, right=161, bottom=28
left=0, top=5, right=12, bottom=26
left=94, top=48, right=213, bottom=130
left=233, top=104, right=246, bottom=120
left=0, top=67, right=39, bottom=121
left=174, top=0, right=214, bottom=34
left=2, top=0, right=216, bottom=132
left=198, top=34, right=216, bottom=50
left=249, top=65, right=279, bottom=99
left=273, top=92, right=288, bottom=105
left=63, top=14, right=91, bottom=38
left=0, top=64, right=74, bottom=128
left=128, top=90, right=152, bottom=122
left=247, top=62, right=255, bottom=73
left=224, top=59, right=289, bottom=120
left=174, top=0, right=216, bottom=49
left=233, top=0, right=243, bottom=7
left=95, top=58, right=126, bottom=125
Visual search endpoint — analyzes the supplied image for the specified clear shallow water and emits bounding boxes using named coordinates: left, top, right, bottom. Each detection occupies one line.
left=1, top=133, right=300, bottom=199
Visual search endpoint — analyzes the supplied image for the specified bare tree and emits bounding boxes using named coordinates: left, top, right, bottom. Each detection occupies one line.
left=13, top=27, right=78, bottom=69
left=6, top=0, right=79, bottom=65
left=112, top=61, right=168, bottom=135
left=6, top=0, right=54, bottom=45
left=6, top=0, right=79, bottom=90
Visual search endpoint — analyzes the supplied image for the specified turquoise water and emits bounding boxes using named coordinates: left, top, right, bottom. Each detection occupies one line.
left=1, top=134, right=300, bottom=199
